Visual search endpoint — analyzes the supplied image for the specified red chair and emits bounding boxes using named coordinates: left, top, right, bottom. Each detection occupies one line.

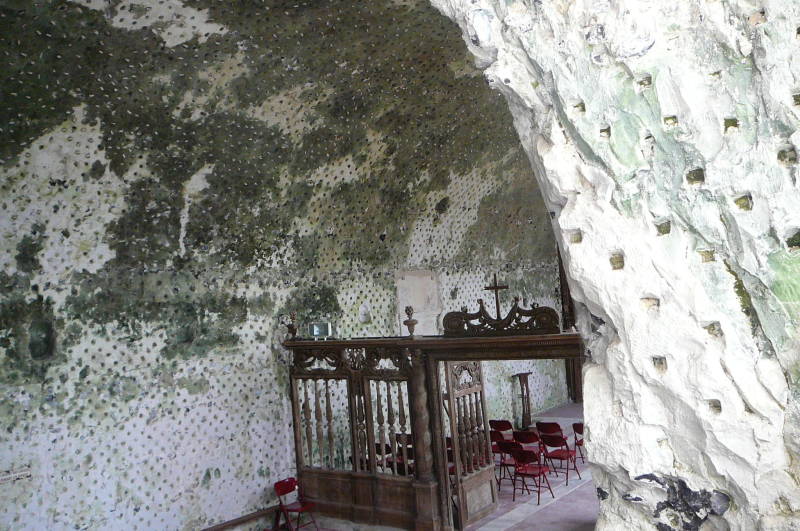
left=513, top=430, right=540, bottom=453
left=536, top=421, right=567, bottom=475
left=535, top=421, right=564, bottom=437
left=539, top=433, right=581, bottom=485
left=572, top=422, right=585, bottom=463
left=489, top=420, right=514, bottom=439
left=274, top=477, right=319, bottom=530
left=490, top=430, right=504, bottom=462
left=509, top=446, right=554, bottom=504
left=496, top=440, right=519, bottom=489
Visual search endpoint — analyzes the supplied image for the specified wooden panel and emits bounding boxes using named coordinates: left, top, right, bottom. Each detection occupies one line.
left=461, top=467, right=496, bottom=524
left=298, top=469, right=416, bottom=529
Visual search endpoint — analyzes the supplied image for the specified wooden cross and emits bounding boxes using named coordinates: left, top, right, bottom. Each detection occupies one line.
left=484, top=273, right=508, bottom=319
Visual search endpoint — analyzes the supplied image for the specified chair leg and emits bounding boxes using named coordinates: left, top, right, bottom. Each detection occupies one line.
left=281, top=508, right=295, bottom=531
left=520, top=475, right=530, bottom=496
left=511, top=473, right=517, bottom=502
left=573, top=455, right=582, bottom=479
left=543, top=471, right=554, bottom=498
left=546, top=456, right=559, bottom=476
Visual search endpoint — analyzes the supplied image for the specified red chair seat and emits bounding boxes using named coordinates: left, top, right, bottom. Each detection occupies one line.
left=545, top=448, right=575, bottom=459
left=491, top=443, right=500, bottom=453
left=517, top=464, right=549, bottom=477
left=283, top=500, right=315, bottom=513
left=575, top=439, right=584, bottom=446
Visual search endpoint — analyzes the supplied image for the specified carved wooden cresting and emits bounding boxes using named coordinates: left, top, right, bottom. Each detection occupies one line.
left=441, top=297, right=559, bottom=337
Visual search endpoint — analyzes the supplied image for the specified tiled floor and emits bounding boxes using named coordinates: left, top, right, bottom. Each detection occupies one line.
left=467, top=402, right=596, bottom=531
left=467, top=459, right=596, bottom=531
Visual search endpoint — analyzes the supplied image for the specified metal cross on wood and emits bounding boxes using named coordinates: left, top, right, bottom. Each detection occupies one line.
left=484, top=273, right=508, bottom=319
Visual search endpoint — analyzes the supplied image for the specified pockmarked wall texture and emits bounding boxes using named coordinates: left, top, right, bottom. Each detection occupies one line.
left=0, top=0, right=565, bottom=528
left=432, top=0, right=800, bottom=529
left=482, top=359, right=568, bottom=428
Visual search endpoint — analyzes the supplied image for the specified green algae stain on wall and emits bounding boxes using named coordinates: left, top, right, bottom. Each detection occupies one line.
left=769, top=251, right=800, bottom=326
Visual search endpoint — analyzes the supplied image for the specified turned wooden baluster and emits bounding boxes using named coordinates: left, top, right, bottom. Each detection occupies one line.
left=325, top=380, right=335, bottom=468
left=457, top=397, right=469, bottom=473
left=314, top=380, right=325, bottom=466
left=375, top=380, right=387, bottom=472
left=474, top=393, right=484, bottom=466
left=467, top=396, right=478, bottom=473
left=397, top=381, right=409, bottom=476
left=386, top=381, right=398, bottom=475
left=356, top=381, right=368, bottom=472
left=302, top=380, right=314, bottom=465
left=466, top=392, right=477, bottom=470
left=474, top=391, right=487, bottom=467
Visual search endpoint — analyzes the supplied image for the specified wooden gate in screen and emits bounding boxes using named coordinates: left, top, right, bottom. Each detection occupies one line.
left=283, top=297, right=584, bottom=530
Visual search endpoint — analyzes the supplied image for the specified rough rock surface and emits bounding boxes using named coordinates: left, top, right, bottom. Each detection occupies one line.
left=431, top=0, right=800, bottom=528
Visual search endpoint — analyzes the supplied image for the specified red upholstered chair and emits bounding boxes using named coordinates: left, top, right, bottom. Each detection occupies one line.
left=572, top=422, right=585, bottom=463
left=274, top=477, right=319, bottom=530
left=508, top=447, right=554, bottom=504
left=489, top=420, right=514, bottom=440
left=539, top=433, right=582, bottom=485
left=490, top=430, right=504, bottom=462
left=513, top=430, right=540, bottom=453
left=535, top=421, right=564, bottom=437
left=495, top=440, right=519, bottom=489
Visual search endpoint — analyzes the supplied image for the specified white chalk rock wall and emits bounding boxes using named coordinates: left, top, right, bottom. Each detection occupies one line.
left=431, top=0, right=800, bottom=529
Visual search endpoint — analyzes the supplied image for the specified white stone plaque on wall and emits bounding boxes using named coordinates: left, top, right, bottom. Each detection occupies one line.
left=395, top=270, right=442, bottom=336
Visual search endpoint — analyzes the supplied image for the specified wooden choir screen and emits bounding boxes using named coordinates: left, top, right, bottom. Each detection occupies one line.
left=288, top=344, right=422, bottom=528
left=285, top=332, right=586, bottom=530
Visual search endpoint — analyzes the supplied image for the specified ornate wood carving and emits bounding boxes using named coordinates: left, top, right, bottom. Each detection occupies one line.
left=291, top=345, right=412, bottom=378
left=442, top=297, right=560, bottom=337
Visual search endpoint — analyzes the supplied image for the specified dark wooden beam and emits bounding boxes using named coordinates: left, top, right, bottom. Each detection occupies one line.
left=201, top=506, right=276, bottom=531
left=285, top=332, right=582, bottom=358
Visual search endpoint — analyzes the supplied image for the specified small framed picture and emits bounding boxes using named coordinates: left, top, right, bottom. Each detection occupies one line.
left=308, top=322, right=333, bottom=339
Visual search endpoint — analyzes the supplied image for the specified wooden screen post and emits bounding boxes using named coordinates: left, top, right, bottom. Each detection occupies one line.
left=410, top=349, right=440, bottom=530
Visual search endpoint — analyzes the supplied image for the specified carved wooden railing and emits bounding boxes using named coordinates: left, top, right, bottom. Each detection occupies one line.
left=289, top=343, right=419, bottom=477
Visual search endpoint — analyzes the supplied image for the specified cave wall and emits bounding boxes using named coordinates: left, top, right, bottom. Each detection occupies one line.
left=0, top=0, right=564, bottom=528
left=482, top=359, right=569, bottom=428
left=431, top=0, right=800, bottom=529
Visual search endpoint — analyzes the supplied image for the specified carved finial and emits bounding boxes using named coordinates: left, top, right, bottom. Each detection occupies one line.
left=403, top=306, right=418, bottom=336
left=284, top=311, right=297, bottom=339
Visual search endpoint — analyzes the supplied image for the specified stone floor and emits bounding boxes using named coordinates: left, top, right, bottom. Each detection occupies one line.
left=312, top=459, right=596, bottom=531
left=464, top=401, right=596, bottom=531
left=466, top=459, right=596, bottom=531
